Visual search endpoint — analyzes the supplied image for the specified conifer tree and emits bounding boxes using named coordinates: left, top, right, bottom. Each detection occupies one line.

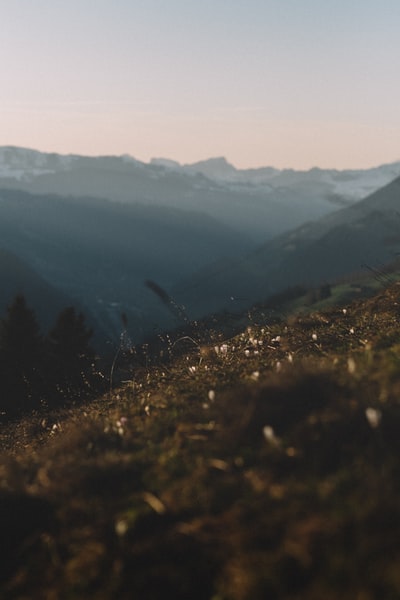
left=0, top=295, right=44, bottom=416
left=46, top=307, right=97, bottom=403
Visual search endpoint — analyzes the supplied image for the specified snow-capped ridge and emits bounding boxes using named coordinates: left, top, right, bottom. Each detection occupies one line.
left=1, top=146, right=400, bottom=211
left=0, top=146, right=77, bottom=181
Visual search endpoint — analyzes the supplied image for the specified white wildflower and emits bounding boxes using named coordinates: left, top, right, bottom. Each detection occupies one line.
left=263, top=425, right=280, bottom=447
left=220, top=343, right=228, bottom=356
left=347, top=357, right=357, bottom=374
left=50, top=423, right=61, bottom=436
left=208, top=390, right=216, bottom=402
left=115, top=519, right=128, bottom=537
left=365, top=407, right=382, bottom=429
left=312, top=333, right=318, bottom=341
left=250, top=371, right=260, bottom=381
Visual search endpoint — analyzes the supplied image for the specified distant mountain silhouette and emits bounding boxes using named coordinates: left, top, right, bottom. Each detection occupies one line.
left=174, top=176, right=400, bottom=317
left=2, top=146, right=400, bottom=243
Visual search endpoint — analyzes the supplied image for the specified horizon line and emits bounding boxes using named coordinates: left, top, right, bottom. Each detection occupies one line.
left=1, top=143, right=399, bottom=173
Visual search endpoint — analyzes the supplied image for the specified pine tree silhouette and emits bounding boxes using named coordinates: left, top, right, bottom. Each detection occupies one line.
left=0, top=295, right=44, bottom=417
left=46, top=307, right=97, bottom=404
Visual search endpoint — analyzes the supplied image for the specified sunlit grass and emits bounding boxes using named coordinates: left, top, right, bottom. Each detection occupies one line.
left=1, top=281, right=400, bottom=598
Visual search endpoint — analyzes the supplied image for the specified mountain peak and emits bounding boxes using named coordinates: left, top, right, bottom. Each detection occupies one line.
left=185, top=157, right=238, bottom=180
left=187, top=156, right=235, bottom=169
left=150, top=157, right=182, bottom=169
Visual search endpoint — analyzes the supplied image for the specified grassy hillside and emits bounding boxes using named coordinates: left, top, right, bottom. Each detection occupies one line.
left=1, top=282, right=400, bottom=598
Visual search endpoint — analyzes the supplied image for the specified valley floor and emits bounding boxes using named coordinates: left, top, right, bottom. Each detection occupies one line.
left=1, top=283, right=400, bottom=599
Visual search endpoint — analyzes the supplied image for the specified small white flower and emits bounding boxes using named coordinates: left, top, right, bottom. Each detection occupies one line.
left=250, top=371, right=260, bottom=381
left=244, top=349, right=250, bottom=357
left=220, top=343, right=228, bottom=355
left=188, top=365, right=197, bottom=374
left=312, top=333, right=318, bottom=341
left=208, top=390, right=216, bottom=402
left=365, top=407, right=382, bottom=429
left=263, top=425, right=274, bottom=441
left=349, top=328, right=355, bottom=335
left=263, top=425, right=280, bottom=447
left=50, top=423, right=61, bottom=436
left=347, top=357, right=356, bottom=374
left=342, top=308, right=347, bottom=315
left=115, top=519, right=128, bottom=537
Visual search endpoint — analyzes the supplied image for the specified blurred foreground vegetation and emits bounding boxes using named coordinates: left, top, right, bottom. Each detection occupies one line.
left=1, top=281, right=400, bottom=599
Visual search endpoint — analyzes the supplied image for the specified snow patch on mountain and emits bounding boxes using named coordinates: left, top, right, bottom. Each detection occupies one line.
left=1, top=146, right=400, bottom=213
left=150, top=153, right=400, bottom=201
left=0, top=146, right=76, bottom=180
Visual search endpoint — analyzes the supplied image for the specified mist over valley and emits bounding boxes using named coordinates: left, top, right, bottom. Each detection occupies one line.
left=1, top=146, right=400, bottom=346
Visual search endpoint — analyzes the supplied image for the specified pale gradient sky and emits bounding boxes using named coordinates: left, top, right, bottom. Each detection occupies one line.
left=1, top=0, right=399, bottom=169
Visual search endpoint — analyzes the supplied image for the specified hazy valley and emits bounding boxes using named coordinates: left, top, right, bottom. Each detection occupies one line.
left=1, top=146, right=400, bottom=346
left=175, top=175, right=400, bottom=318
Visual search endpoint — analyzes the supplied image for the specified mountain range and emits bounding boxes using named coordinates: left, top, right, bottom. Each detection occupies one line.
left=174, top=175, right=400, bottom=317
left=0, top=146, right=399, bottom=346
left=2, top=146, right=400, bottom=242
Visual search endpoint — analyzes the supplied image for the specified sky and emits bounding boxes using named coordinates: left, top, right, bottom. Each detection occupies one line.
left=1, top=0, right=399, bottom=169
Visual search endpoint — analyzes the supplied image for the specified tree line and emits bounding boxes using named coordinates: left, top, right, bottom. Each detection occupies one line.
left=0, top=295, right=104, bottom=421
